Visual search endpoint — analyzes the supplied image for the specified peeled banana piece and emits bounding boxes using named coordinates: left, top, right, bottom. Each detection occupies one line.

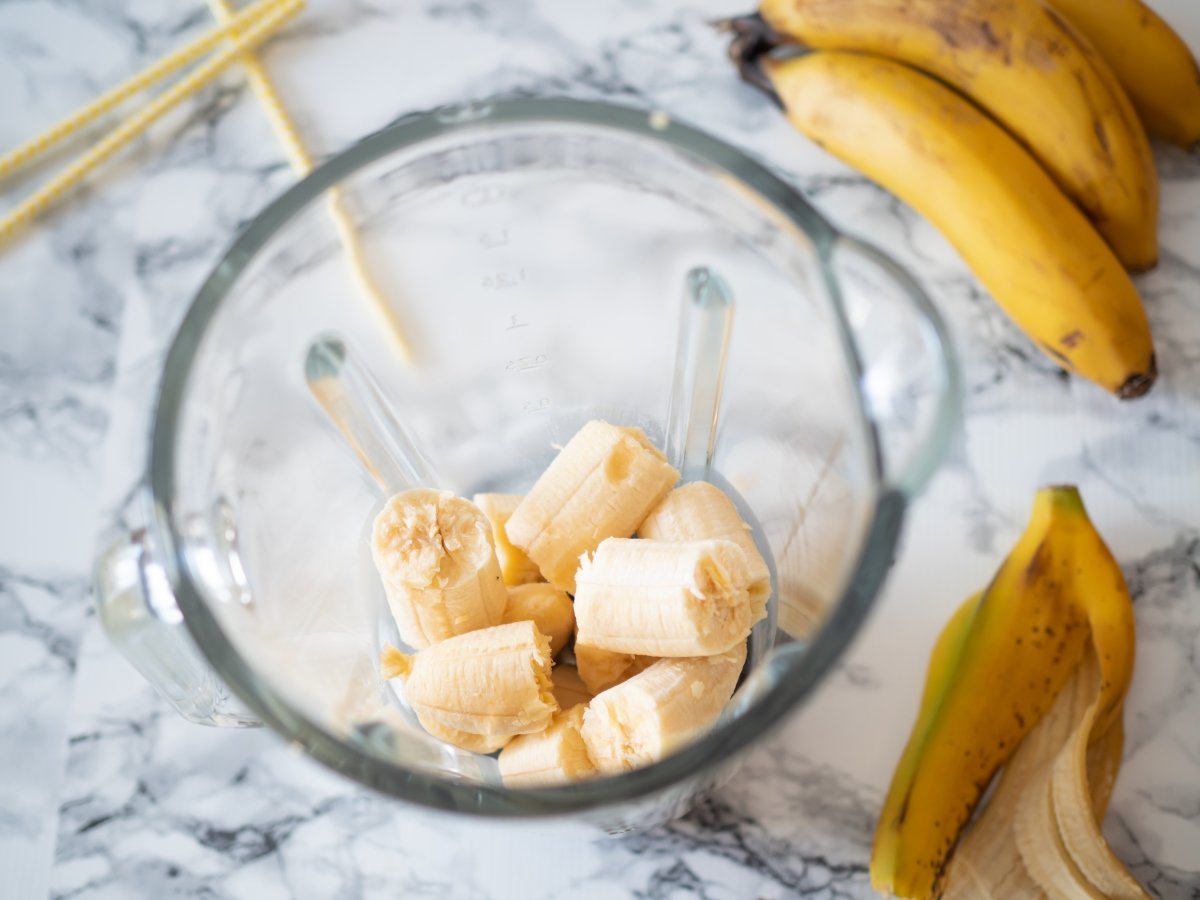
left=581, top=643, right=747, bottom=775
left=386, top=621, right=558, bottom=751
left=574, top=538, right=757, bottom=657
left=418, top=716, right=511, bottom=755
left=573, top=644, right=656, bottom=695
left=372, top=489, right=508, bottom=648
left=505, top=421, right=679, bottom=593
left=765, top=52, right=1156, bottom=400
left=501, top=582, right=575, bottom=657
left=639, top=482, right=771, bottom=620
left=1045, top=0, right=1200, bottom=150
left=473, top=492, right=544, bottom=586
left=381, top=644, right=509, bottom=752
left=757, top=0, right=1159, bottom=271
left=498, top=704, right=597, bottom=787
left=550, top=664, right=594, bottom=710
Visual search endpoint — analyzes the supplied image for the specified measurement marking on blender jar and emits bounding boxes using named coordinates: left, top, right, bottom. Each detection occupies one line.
left=522, top=398, right=551, bottom=413
left=505, top=354, right=548, bottom=372
left=478, top=228, right=509, bottom=248
left=482, top=269, right=526, bottom=289
left=505, top=315, right=529, bottom=330
left=461, top=185, right=507, bottom=207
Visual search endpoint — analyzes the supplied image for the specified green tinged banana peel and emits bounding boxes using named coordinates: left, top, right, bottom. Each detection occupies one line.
left=871, top=486, right=1143, bottom=898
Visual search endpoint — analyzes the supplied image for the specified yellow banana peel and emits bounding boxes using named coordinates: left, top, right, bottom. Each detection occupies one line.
left=871, top=486, right=1144, bottom=898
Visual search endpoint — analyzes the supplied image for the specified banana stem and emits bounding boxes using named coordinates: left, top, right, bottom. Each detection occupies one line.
left=714, top=13, right=792, bottom=109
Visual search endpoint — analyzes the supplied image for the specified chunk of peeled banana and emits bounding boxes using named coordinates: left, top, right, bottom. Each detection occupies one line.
left=372, top=489, right=507, bottom=648
left=382, top=644, right=509, bottom=752
left=573, top=644, right=656, bottom=696
left=550, top=664, right=594, bottom=710
left=574, top=538, right=757, bottom=657
left=473, top=492, right=544, bottom=586
left=384, top=621, right=557, bottom=751
left=419, top=716, right=510, bottom=754
left=506, top=421, right=679, bottom=594
left=498, top=704, right=597, bottom=787
left=638, top=481, right=771, bottom=620
left=581, top=642, right=747, bottom=775
left=501, top=582, right=575, bottom=657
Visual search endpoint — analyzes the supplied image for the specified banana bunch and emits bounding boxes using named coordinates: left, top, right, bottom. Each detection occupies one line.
left=723, top=0, right=1200, bottom=398
left=372, top=420, right=767, bottom=781
left=871, top=486, right=1142, bottom=898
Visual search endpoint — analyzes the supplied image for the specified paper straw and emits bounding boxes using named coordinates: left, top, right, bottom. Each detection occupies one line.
left=0, top=0, right=304, bottom=248
left=205, top=0, right=414, bottom=362
left=0, top=0, right=291, bottom=181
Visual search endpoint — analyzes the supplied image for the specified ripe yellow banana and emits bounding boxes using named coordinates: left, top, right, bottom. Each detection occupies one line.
left=581, top=643, right=747, bottom=775
left=501, top=582, right=575, bottom=657
left=385, top=621, right=558, bottom=752
left=498, top=705, right=597, bottom=787
left=573, top=644, right=656, bottom=695
left=871, top=486, right=1134, bottom=897
left=638, top=482, right=771, bottom=620
left=574, top=538, right=757, bottom=657
left=765, top=52, right=1156, bottom=399
left=506, top=421, right=679, bottom=594
left=372, top=489, right=508, bottom=648
left=473, top=492, right=544, bottom=586
left=1045, top=0, right=1200, bottom=150
left=756, top=0, right=1159, bottom=270
left=550, top=664, right=594, bottom=710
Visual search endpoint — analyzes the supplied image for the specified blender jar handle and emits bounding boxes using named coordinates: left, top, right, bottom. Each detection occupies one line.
left=827, top=234, right=961, bottom=497
left=93, top=527, right=261, bottom=727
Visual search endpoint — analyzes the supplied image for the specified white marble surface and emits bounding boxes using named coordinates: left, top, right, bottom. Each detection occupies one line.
left=2, top=0, right=1199, bottom=897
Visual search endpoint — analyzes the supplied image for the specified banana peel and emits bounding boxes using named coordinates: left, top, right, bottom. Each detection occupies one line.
left=871, top=486, right=1144, bottom=898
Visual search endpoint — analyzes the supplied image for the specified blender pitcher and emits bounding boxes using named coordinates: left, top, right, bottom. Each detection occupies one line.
left=93, top=99, right=960, bottom=830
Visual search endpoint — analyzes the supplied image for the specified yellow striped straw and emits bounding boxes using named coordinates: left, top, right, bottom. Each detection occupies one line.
left=0, top=0, right=303, bottom=249
left=0, top=0, right=290, bottom=182
left=204, top=0, right=414, bottom=362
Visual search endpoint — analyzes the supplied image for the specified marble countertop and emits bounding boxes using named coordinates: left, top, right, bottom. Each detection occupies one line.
left=2, top=0, right=1198, bottom=897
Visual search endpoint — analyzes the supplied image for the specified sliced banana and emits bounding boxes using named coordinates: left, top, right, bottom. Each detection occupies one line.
left=581, top=642, right=747, bottom=775
left=501, top=582, right=575, bottom=657
left=574, top=538, right=755, bottom=657
left=498, top=705, right=597, bottom=787
left=550, top=664, right=594, bottom=710
left=419, top=716, right=510, bottom=754
left=382, top=644, right=509, bottom=752
left=639, top=481, right=772, bottom=620
left=371, top=489, right=507, bottom=649
left=506, top=421, right=679, bottom=593
left=473, top=492, right=544, bottom=586
left=574, top=644, right=656, bottom=695
left=385, top=621, right=558, bottom=751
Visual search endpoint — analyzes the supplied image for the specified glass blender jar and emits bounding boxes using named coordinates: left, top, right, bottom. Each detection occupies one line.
left=94, top=98, right=959, bottom=832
